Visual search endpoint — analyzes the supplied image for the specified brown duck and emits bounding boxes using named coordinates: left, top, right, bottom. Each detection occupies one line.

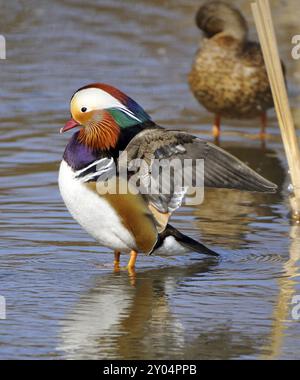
left=188, top=1, right=274, bottom=142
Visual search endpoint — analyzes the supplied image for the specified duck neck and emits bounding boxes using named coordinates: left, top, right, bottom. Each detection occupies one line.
left=63, top=121, right=157, bottom=170
left=218, top=23, right=248, bottom=44
left=197, top=4, right=248, bottom=44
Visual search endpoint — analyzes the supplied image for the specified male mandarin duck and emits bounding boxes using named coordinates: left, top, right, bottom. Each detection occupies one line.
left=188, top=1, right=274, bottom=142
left=58, top=83, right=276, bottom=270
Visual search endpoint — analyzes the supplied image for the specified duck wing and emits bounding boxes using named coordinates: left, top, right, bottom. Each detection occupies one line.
left=118, top=128, right=277, bottom=216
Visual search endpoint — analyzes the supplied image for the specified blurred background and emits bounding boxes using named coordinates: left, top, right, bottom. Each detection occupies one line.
left=0, top=0, right=300, bottom=359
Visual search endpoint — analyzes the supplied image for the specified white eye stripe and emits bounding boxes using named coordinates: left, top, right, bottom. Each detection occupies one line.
left=116, top=107, right=141, bottom=122
left=72, top=88, right=142, bottom=122
left=72, top=88, right=124, bottom=112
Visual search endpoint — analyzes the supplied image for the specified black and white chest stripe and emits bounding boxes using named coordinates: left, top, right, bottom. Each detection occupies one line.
left=74, top=158, right=116, bottom=183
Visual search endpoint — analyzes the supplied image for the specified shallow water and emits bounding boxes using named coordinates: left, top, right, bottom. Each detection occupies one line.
left=0, top=0, right=300, bottom=359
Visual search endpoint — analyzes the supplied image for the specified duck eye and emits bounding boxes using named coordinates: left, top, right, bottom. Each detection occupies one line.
left=81, top=107, right=87, bottom=113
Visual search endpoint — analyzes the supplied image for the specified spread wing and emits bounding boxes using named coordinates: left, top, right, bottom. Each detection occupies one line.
left=118, top=128, right=277, bottom=216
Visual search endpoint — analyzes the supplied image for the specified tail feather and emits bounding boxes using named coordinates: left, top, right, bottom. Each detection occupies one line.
left=151, top=224, right=219, bottom=257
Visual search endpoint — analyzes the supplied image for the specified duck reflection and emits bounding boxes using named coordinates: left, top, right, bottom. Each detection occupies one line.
left=58, top=261, right=215, bottom=359
left=58, top=258, right=265, bottom=359
left=192, top=145, right=285, bottom=249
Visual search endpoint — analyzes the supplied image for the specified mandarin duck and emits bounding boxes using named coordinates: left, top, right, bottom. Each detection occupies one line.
left=188, top=1, right=274, bottom=142
left=59, top=83, right=277, bottom=270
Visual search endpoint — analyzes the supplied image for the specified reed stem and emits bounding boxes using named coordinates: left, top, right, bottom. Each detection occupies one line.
left=251, top=0, right=300, bottom=220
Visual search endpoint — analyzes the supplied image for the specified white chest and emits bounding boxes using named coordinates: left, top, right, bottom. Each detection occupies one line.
left=58, top=160, right=136, bottom=252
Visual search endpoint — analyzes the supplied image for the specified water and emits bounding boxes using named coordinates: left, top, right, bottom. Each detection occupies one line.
left=0, top=0, right=300, bottom=359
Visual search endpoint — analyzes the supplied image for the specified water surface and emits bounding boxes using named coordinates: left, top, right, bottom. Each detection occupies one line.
left=0, top=0, right=300, bottom=359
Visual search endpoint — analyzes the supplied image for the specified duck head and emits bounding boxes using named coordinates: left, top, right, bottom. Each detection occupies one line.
left=61, top=83, right=151, bottom=150
left=195, top=1, right=248, bottom=41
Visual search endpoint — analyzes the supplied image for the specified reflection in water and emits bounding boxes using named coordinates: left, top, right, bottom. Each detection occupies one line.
left=194, top=145, right=285, bottom=249
left=264, top=225, right=300, bottom=359
left=58, top=260, right=212, bottom=359
left=59, top=259, right=269, bottom=360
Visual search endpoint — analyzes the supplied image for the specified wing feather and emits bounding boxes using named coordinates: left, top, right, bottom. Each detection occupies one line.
left=118, top=128, right=277, bottom=214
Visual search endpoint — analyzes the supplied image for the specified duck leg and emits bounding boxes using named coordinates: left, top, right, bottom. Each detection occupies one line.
left=114, top=250, right=138, bottom=270
left=260, top=112, right=267, bottom=150
left=127, top=250, right=138, bottom=270
left=127, top=250, right=138, bottom=285
left=212, top=114, right=221, bottom=144
left=260, top=112, right=267, bottom=140
left=114, top=250, right=121, bottom=269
